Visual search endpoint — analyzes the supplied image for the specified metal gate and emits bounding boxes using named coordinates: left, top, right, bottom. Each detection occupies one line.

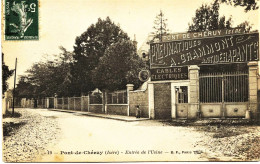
left=48, top=97, right=54, bottom=108
left=199, top=71, right=248, bottom=118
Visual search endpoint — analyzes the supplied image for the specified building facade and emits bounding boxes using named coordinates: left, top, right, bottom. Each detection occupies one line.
left=146, top=29, right=259, bottom=119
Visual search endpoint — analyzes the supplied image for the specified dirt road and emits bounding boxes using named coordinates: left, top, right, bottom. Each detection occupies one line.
left=3, top=108, right=260, bottom=162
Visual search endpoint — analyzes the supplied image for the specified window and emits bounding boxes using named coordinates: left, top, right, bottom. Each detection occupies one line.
left=178, top=86, right=188, bottom=103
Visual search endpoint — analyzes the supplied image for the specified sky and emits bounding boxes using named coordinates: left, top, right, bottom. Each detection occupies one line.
left=1, top=0, right=259, bottom=88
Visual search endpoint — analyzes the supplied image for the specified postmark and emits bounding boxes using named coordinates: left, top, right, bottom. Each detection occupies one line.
left=5, top=0, right=38, bottom=40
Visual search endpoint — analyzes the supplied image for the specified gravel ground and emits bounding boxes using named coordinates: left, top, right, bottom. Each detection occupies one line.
left=3, top=108, right=60, bottom=162
left=193, top=125, right=260, bottom=161
left=3, top=108, right=260, bottom=162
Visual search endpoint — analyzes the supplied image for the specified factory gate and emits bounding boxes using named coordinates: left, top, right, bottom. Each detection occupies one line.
left=199, top=71, right=249, bottom=118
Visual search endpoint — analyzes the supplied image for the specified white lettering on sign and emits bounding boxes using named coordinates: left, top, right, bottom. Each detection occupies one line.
left=151, top=33, right=259, bottom=67
left=162, top=28, right=244, bottom=42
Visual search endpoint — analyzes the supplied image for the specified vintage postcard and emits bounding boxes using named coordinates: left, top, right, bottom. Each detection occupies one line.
left=1, top=0, right=260, bottom=162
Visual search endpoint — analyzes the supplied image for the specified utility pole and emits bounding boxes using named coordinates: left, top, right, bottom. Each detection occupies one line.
left=12, top=58, right=17, bottom=117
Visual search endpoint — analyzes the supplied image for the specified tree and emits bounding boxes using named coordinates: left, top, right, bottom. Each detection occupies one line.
left=53, top=47, right=74, bottom=97
left=72, top=17, right=130, bottom=95
left=188, top=1, right=233, bottom=32
left=2, top=53, right=14, bottom=95
left=15, top=47, right=74, bottom=98
left=237, top=21, right=253, bottom=33
left=15, top=76, right=35, bottom=99
left=152, top=10, right=169, bottom=42
left=218, top=0, right=258, bottom=12
left=92, top=40, right=145, bottom=92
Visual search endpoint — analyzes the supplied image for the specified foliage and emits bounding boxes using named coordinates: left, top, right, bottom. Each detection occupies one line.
left=152, top=10, right=169, bottom=42
left=15, top=47, right=73, bottom=98
left=72, top=17, right=129, bottom=94
left=219, top=0, right=258, bottom=12
left=15, top=76, right=35, bottom=99
left=2, top=53, right=14, bottom=95
left=16, top=17, right=143, bottom=97
left=237, top=21, right=253, bottom=33
left=188, top=1, right=232, bottom=32
left=92, top=40, right=145, bottom=91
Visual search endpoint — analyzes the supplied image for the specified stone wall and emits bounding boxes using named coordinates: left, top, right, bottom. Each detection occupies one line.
left=129, top=89, right=149, bottom=118
left=107, top=105, right=128, bottom=115
left=89, top=105, right=103, bottom=113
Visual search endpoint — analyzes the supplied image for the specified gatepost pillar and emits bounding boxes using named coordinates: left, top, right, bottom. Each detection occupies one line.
left=81, top=96, right=83, bottom=111
left=103, top=92, right=107, bottom=114
left=73, top=97, right=76, bottom=110
left=62, top=97, right=64, bottom=109
left=54, top=97, right=57, bottom=109
left=126, top=84, right=134, bottom=116
left=248, top=62, right=258, bottom=119
left=148, top=83, right=155, bottom=119
left=46, top=98, right=49, bottom=109
left=188, top=65, right=200, bottom=119
left=68, top=97, right=70, bottom=110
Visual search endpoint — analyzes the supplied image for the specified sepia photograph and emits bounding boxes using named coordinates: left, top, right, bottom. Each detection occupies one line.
left=1, top=0, right=260, bottom=162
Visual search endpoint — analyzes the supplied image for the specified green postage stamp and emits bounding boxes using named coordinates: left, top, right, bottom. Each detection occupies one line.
left=5, top=0, right=38, bottom=40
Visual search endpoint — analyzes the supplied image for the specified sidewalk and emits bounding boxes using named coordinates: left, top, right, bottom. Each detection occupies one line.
left=48, top=108, right=150, bottom=122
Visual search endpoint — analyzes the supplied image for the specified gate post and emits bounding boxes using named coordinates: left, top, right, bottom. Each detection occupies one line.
left=248, top=62, right=258, bottom=119
left=46, top=98, right=49, bottom=108
left=81, top=96, right=83, bottom=111
left=104, top=92, right=108, bottom=114
left=54, top=97, right=57, bottom=109
left=171, top=84, right=177, bottom=119
left=188, top=65, right=200, bottom=119
left=73, top=97, right=76, bottom=110
left=126, top=84, right=134, bottom=116
left=68, top=97, right=70, bottom=110
left=62, top=97, right=64, bottom=109
left=148, top=83, right=155, bottom=119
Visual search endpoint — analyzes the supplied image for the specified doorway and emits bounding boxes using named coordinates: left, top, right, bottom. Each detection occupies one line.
left=176, top=86, right=189, bottom=118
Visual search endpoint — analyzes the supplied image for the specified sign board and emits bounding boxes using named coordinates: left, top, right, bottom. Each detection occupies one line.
left=151, top=66, right=188, bottom=81
left=162, top=28, right=244, bottom=42
left=150, top=32, right=259, bottom=68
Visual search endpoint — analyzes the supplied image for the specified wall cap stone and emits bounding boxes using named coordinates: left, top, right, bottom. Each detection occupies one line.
left=188, top=65, right=200, bottom=70
left=248, top=61, right=258, bottom=66
left=126, top=84, right=134, bottom=91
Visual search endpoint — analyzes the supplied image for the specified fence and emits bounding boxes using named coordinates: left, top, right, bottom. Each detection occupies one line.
left=9, top=98, right=22, bottom=108
left=50, top=97, right=88, bottom=111
left=106, top=90, right=128, bottom=115
left=89, top=93, right=102, bottom=104
left=81, top=96, right=89, bottom=111
left=37, top=99, right=46, bottom=108
left=89, top=92, right=103, bottom=113
left=107, top=91, right=127, bottom=104
left=16, top=84, right=150, bottom=118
